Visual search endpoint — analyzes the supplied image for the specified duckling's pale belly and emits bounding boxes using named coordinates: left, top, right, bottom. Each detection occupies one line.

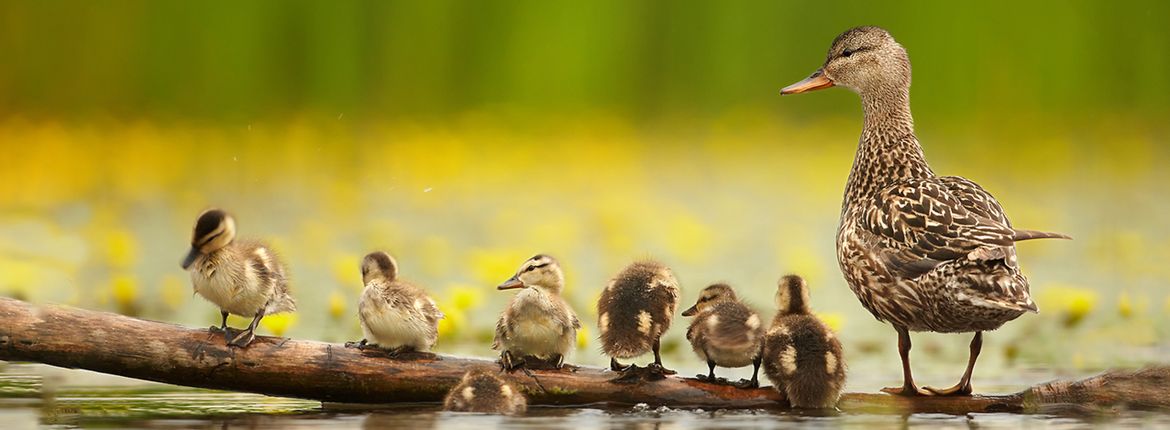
left=506, top=314, right=572, bottom=359
left=695, top=344, right=758, bottom=368
left=360, top=293, right=437, bottom=350
left=190, top=254, right=282, bottom=317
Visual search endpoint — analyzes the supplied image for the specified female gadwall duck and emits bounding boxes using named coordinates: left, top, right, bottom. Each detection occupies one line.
left=181, top=208, right=296, bottom=347
left=781, top=26, right=1068, bottom=396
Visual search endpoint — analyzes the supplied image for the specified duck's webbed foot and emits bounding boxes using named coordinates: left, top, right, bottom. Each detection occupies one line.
left=881, top=383, right=932, bottom=397
left=645, top=362, right=675, bottom=376
left=344, top=339, right=369, bottom=349
left=732, top=378, right=759, bottom=389
left=610, top=357, right=632, bottom=372
left=227, top=328, right=256, bottom=347
left=500, top=350, right=524, bottom=371
left=923, top=382, right=973, bottom=396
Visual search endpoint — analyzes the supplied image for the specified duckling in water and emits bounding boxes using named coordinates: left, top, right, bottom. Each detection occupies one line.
left=346, top=251, right=444, bottom=356
left=597, top=260, right=680, bottom=375
left=762, top=275, right=846, bottom=409
left=180, top=208, right=295, bottom=347
left=493, top=255, right=580, bottom=370
left=682, top=283, right=764, bottom=388
left=443, top=370, right=527, bottom=415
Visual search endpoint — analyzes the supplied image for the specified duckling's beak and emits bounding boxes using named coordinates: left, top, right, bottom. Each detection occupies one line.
left=781, top=69, right=834, bottom=95
left=497, top=276, right=525, bottom=290
left=681, top=305, right=698, bottom=317
left=180, top=247, right=201, bottom=270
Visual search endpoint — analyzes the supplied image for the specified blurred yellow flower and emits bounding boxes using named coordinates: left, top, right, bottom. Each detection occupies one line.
left=1117, top=291, right=1134, bottom=319
left=815, top=312, right=846, bottom=333
left=260, top=313, right=297, bottom=337
left=469, top=249, right=527, bottom=285
left=104, top=230, right=138, bottom=269
left=1038, top=284, right=1097, bottom=329
left=448, top=284, right=483, bottom=312
left=331, top=254, right=361, bottom=291
left=329, top=290, right=348, bottom=321
left=110, top=274, right=140, bottom=316
left=666, top=213, right=713, bottom=264
left=576, top=326, right=590, bottom=349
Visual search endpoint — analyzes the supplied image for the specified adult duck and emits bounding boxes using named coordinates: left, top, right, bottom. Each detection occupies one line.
left=781, top=26, right=1069, bottom=396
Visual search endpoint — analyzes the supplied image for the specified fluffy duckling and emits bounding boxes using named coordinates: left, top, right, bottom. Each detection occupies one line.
left=682, top=284, right=764, bottom=388
left=762, top=275, right=846, bottom=409
left=443, top=370, right=528, bottom=415
left=180, top=208, right=295, bottom=347
left=493, top=254, right=580, bottom=370
left=347, top=251, right=444, bottom=356
left=597, top=260, right=680, bottom=374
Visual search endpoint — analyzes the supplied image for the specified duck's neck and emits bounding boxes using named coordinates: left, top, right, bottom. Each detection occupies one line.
left=844, top=88, right=934, bottom=206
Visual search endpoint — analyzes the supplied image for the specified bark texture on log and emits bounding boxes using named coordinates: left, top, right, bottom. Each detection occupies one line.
left=1, top=298, right=1166, bottom=414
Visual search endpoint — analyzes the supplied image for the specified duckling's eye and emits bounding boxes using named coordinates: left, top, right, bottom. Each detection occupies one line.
left=842, top=49, right=854, bottom=58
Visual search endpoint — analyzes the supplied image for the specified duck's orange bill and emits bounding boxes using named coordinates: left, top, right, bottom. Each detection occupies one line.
left=497, top=278, right=525, bottom=290
left=781, top=71, right=833, bottom=95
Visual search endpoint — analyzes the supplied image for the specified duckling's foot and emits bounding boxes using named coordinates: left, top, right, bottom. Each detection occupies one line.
left=732, top=378, right=759, bottom=389
left=610, top=358, right=632, bottom=372
left=880, top=384, right=931, bottom=396
left=610, top=365, right=668, bottom=384
left=227, top=329, right=256, bottom=348
left=500, top=351, right=524, bottom=371
left=344, top=339, right=368, bottom=350
left=646, top=362, right=676, bottom=376
left=923, top=382, right=973, bottom=396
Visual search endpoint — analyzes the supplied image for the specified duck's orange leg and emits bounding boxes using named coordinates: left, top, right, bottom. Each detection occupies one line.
left=924, top=331, right=982, bottom=396
left=881, top=326, right=930, bottom=396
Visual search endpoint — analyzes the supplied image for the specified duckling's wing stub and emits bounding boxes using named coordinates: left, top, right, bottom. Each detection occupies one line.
left=865, top=178, right=1019, bottom=278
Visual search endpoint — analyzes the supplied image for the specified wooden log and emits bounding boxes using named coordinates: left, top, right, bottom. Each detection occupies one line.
left=0, top=297, right=1166, bottom=414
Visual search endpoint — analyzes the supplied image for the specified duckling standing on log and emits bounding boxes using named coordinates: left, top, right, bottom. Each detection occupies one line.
left=443, top=370, right=528, bottom=415
left=493, top=254, right=580, bottom=370
left=597, top=260, right=680, bottom=375
left=180, top=208, right=295, bottom=347
left=682, top=283, right=764, bottom=388
left=781, top=26, right=1069, bottom=396
left=762, top=275, right=845, bottom=409
left=346, top=251, right=443, bottom=356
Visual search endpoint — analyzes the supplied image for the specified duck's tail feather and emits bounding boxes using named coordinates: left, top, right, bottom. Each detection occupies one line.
left=1012, top=229, right=1072, bottom=242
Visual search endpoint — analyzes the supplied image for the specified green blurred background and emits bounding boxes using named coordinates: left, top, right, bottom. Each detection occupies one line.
left=2, top=0, right=1169, bottom=390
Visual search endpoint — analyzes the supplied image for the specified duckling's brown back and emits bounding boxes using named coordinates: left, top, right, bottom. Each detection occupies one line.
left=762, top=314, right=846, bottom=409
left=688, top=301, right=763, bottom=352
left=442, top=372, right=527, bottom=415
left=597, top=261, right=679, bottom=358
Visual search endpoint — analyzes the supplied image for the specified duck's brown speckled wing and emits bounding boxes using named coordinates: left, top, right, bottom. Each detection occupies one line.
left=863, top=177, right=1018, bottom=278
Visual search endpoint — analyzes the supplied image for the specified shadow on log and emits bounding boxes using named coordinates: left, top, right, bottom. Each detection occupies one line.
left=1, top=298, right=1167, bottom=414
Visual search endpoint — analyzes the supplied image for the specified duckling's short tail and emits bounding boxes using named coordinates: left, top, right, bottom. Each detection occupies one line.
left=1012, top=229, right=1071, bottom=242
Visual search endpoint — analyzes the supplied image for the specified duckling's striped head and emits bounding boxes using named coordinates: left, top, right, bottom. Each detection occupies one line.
left=498, top=254, right=564, bottom=293
left=776, top=275, right=812, bottom=316
left=681, top=283, right=737, bottom=317
left=181, top=208, right=236, bottom=269
left=781, top=26, right=910, bottom=98
left=361, top=251, right=399, bottom=284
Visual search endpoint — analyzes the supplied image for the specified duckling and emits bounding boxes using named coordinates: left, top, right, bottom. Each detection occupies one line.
left=180, top=208, right=295, bottom=347
left=762, top=275, right=845, bottom=409
left=493, top=254, right=580, bottom=370
left=682, top=283, right=764, bottom=388
left=443, top=370, right=527, bottom=415
left=346, top=251, right=444, bottom=356
left=597, top=260, right=680, bottom=375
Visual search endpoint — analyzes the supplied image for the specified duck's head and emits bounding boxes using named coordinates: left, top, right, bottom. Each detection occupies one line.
left=361, top=251, right=399, bottom=284
left=181, top=208, right=236, bottom=269
left=681, top=283, right=737, bottom=317
left=781, top=26, right=910, bottom=97
left=776, top=275, right=812, bottom=316
left=498, top=254, right=565, bottom=294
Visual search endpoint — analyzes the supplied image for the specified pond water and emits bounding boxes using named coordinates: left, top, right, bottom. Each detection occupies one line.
left=3, top=364, right=1167, bottom=429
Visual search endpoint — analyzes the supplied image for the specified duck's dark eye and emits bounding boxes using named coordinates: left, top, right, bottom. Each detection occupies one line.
left=842, top=49, right=854, bottom=58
